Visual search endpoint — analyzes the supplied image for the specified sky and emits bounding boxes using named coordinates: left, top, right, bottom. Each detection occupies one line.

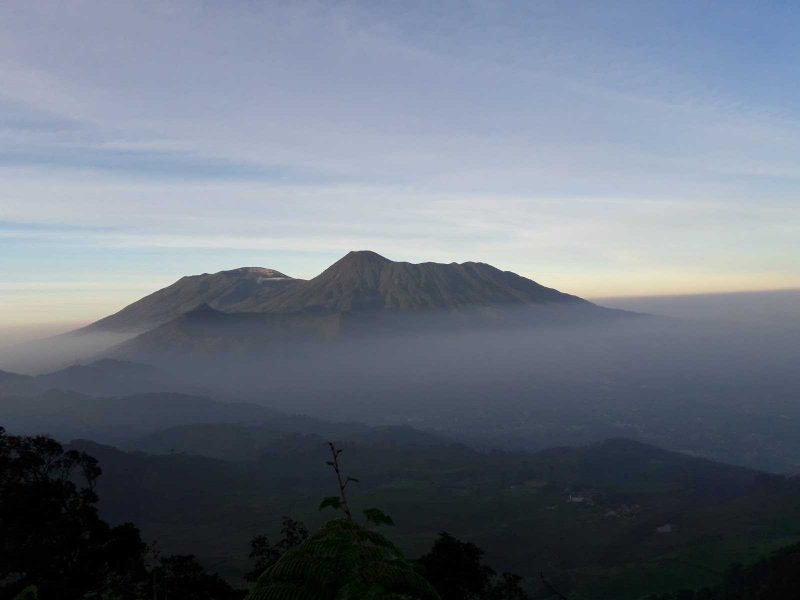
left=1, top=0, right=799, bottom=328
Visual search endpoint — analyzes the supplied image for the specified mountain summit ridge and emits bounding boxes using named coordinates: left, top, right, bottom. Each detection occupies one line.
left=82, top=251, right=613, bottom=338
left=263, top=250, right=586, bottom=315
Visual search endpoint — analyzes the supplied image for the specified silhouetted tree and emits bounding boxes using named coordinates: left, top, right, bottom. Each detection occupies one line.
left=0, top=427, right=147, bottom=600
left=0, top=428, right=240, bottom=600
left=245, top=517, right=309, bottom=581
left=149, top=554, right=241, bottom=600
left=418, top=532, right=529, bottom=600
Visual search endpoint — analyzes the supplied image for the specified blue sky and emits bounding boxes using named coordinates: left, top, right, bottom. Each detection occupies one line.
left=1, top=1, right=799, bottom=326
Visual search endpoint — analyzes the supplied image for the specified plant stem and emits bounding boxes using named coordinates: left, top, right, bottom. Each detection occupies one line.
left=328, top=442, right=354, bottom=521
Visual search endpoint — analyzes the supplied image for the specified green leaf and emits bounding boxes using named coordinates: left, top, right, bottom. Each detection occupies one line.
left=319, top=496, right=342, bottom=511
left=363, top=508, right=395, bottom=526
left=13, top=586, right=38, bottom=600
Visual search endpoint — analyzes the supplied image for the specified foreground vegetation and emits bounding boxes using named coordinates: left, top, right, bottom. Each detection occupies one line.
left=0, top=430, right=529, bottom=600
left=75, top=421, right=800, bottom=598
left=3, top=427, right=800, bottom=599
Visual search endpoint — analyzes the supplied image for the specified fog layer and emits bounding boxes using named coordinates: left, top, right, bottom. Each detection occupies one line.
left=2, top=290, right=799, bottom=473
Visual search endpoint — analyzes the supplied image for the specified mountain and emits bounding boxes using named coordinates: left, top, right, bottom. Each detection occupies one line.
left=81, top=266, right=301, bottom=333
left=84, top=251, right=613, bottom=331
left=261, top=250, right=588, bottom=314
left=96, top=251, right=631, bottom=360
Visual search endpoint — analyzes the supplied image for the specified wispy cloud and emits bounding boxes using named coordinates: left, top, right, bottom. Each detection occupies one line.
left=0, top=146, right=339, bottom=181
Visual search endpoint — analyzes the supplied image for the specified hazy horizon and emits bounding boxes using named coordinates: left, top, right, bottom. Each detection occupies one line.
left=2, top=284, right=798, bottom=377
left=2, top=257, right=799, bottom=346
left=3, top=250, right=799, bottom=328
left=4, top=282, right=800, bottom=339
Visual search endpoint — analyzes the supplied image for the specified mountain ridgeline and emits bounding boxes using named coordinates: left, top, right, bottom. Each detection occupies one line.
left=85, top=251, right=600, bottom=329
left=73, top=251, right=629, bottom=360
left=80, top=266, right=299, bottom=334
left=259, top=250, right=588, bottom=313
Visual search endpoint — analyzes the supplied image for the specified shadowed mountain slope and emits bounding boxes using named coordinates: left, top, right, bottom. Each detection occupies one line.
left=81, top=267, right=301, bottom=333
left=106, top=305, right=347, bottom=359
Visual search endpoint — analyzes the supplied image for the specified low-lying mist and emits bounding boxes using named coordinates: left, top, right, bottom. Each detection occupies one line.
left=0, top=324, right=133, bottom=374
left=126, top=292, right=800, bottom=470
left=2, top=290, right=799, bottom=472
left=598, top=288, right=800, bottom=324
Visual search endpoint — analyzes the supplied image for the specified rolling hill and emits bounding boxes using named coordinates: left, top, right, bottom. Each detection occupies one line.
left=0, top=368, right=37, bottom=396
left=0, top=359, right=172, bottom=397
left=64, top=431, right=800, bottom=599
left=0, top=389, right=285, bottom=443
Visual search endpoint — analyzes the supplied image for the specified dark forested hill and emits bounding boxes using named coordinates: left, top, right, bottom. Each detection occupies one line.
left=0, top=359, right=176, bottom=397
left=64, top=430, right=800, bottom=599
left=646, top=540, right=800, bottom=599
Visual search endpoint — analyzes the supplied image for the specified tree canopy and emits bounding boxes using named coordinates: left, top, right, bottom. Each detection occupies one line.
left=0, top=426, right=147, bottom=599
left=247, top=518, right=440, bottom=600
left=417, top=533, right=528, bottom=600
left=0, top=427, right=238, bottom=600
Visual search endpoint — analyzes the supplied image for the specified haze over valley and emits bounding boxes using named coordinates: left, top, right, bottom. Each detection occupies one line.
left=3, top=253, right=799, bottom=476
